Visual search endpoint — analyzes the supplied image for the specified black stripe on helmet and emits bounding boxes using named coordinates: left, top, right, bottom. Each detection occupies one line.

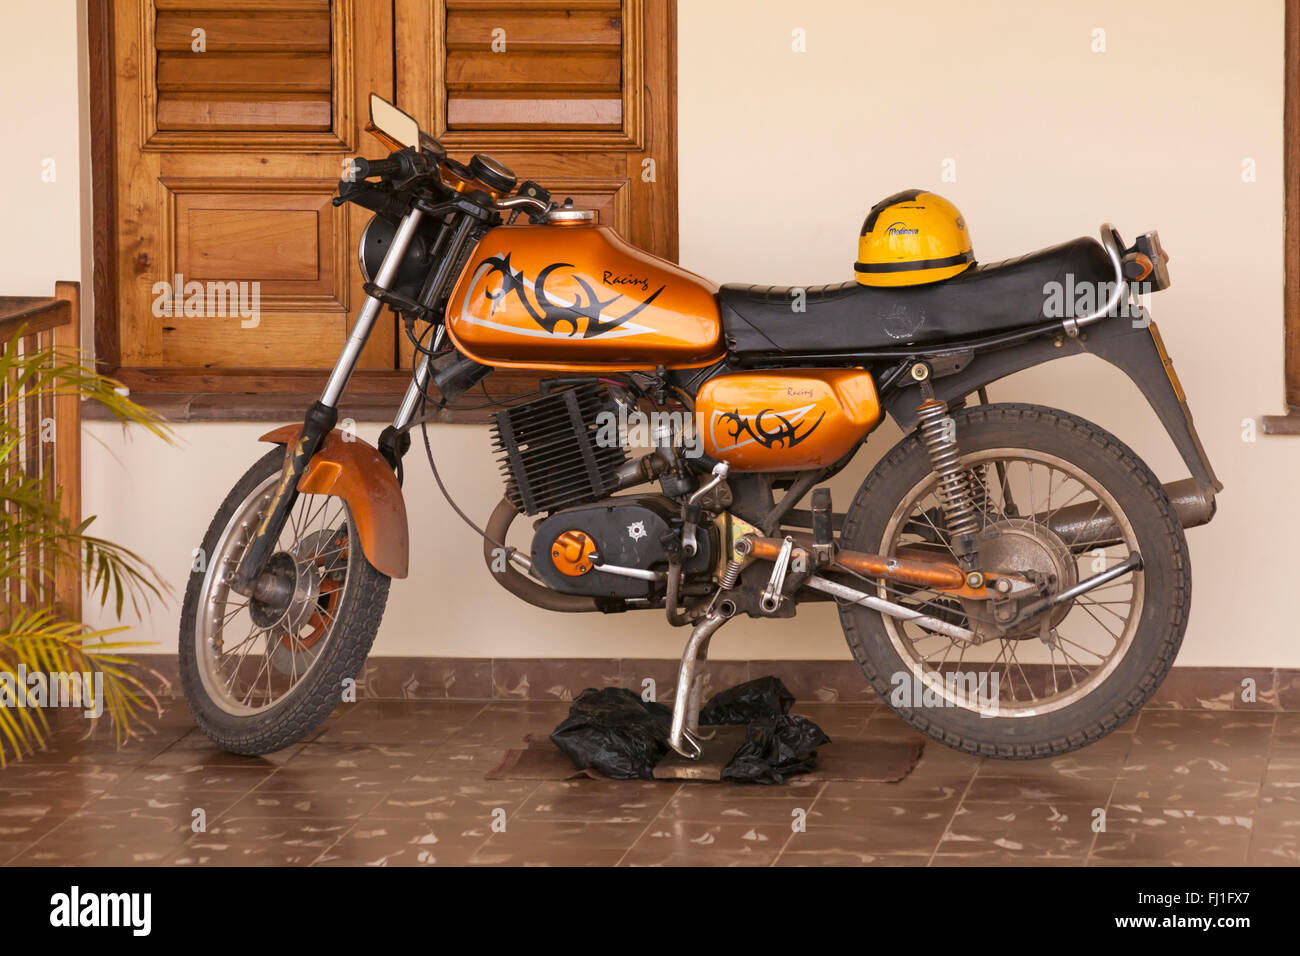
left=854, top=250, right=975, bottom=273
left=860, top=188, right=926, bottom=236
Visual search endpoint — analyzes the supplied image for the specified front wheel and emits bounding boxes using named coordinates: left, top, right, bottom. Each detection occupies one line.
left=838, top=403, right=1190, bottom=758
left=179, top=446, right=390, bottom=754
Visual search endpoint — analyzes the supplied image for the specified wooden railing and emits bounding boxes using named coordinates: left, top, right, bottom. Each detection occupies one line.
left=0, top=282, right=82, bottom=620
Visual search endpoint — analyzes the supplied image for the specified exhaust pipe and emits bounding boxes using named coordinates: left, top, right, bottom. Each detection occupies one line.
left=1047, top=477, right=1216, bottom=548
left=483, top=498, right=601, bottom=612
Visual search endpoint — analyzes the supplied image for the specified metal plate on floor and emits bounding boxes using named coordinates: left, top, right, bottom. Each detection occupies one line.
left=652, top=725, right=749, bottom=781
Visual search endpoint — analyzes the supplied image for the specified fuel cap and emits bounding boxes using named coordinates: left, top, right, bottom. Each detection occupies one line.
left=544, top=197, right=596, bottom=224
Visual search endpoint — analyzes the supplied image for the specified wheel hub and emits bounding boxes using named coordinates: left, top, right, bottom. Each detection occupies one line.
left=963, top=518, right=1077, bottom=639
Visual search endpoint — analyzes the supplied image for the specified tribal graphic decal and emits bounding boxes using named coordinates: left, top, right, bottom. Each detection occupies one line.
left=460, top=253, right=666, bottom=340
left=711, top=404, right=826, bottom=452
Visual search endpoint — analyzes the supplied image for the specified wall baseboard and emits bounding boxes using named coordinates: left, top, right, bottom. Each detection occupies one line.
left=126, top=655, right=1300, bottom=711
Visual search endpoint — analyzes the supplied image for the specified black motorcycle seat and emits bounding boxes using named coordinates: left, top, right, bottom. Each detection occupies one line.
left=718, top=236, right=1114, bottom=356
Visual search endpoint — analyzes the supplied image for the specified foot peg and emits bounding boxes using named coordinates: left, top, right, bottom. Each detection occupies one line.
left=811, top=487, right=835, bottom=566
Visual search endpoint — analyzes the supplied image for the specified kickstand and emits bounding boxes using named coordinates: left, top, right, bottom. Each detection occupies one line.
left=668, top=608, right=731, bottom=758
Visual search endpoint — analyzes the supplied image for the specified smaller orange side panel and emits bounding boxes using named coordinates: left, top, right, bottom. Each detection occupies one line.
left=696, top=369, right=881, bottom=471
left=259, top=425, right=409, bottom=579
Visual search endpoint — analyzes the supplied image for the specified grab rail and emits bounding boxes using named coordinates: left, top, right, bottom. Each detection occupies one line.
left=1063, top=223, right=1126, bottom=337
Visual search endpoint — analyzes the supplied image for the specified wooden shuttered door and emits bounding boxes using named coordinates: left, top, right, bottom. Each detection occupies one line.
left=398, top=0, right=676, bottom=260
left=111, top=0, right=394, bottom=373
left=104, top=0, right=676, bottom=388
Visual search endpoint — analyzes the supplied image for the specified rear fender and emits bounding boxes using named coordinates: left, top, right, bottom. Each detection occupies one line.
left=260, top=425, right=409, bottom=578
left=882, top=316, right=1223, bottom=500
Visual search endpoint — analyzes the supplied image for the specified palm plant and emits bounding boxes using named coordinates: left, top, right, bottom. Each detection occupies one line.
left=0, top=328, right=173, bottom=765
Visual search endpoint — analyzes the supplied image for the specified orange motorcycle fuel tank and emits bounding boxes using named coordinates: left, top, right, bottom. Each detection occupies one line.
left=695, top=369, right=882, bottom=471
left=444, top=224, right=724, bottom=371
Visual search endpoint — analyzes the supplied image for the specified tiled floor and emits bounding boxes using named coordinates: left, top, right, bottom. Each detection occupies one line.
left=0, top=699, right=1296, bottom=866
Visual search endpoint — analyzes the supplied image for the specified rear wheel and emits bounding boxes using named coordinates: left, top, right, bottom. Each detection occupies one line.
left=837, top=403, right=1190, bottom=758
left=179, top=447, right=390, bottom=755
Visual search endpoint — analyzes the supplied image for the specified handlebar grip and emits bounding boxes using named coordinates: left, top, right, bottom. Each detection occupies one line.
left=353, top=156, right=405, bottom=180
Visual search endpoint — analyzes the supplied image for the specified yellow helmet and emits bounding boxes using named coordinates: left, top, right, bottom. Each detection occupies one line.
left=855, top=189, right=974, bottom=287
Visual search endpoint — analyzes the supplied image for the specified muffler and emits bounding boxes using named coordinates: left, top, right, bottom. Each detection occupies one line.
left=1046, top=477, right=1215, bottom=548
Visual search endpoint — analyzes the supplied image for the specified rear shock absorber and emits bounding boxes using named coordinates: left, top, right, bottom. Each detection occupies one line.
left=915, top=392, right=981, bottom=571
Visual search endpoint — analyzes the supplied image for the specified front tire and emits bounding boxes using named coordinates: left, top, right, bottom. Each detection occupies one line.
left=179, top=447, right=390, bottom=755
left=838, top=403, right=1190, bottom=758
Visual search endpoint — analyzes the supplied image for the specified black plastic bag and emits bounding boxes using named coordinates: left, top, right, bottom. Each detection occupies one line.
left=700, top=676, right=830, bottom=784
left=699, top=675, right=795, bottom=725
left=549, top=687, right=672, bottom=780
left=721, top=715, right=831, bottom=784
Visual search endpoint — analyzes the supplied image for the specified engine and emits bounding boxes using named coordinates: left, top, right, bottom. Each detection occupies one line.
left=490, top=384, right=715, bottom=601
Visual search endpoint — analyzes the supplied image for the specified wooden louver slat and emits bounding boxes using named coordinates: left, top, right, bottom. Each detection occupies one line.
left=154, top=3, right=334, bottom=134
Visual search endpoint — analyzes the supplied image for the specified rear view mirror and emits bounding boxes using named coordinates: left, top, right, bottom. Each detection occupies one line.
left=367, top=94, right=420, bottom=151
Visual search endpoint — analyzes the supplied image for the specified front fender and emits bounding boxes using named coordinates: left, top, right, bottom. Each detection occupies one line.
left=260, top=425, right=409, bottom=579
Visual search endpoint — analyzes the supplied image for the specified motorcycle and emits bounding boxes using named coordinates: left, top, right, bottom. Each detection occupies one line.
left=179, top=94, right=1221, bottom=761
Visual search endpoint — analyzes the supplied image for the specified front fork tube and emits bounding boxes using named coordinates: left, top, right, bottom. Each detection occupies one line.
left=230, top=209, right=427, bottom=595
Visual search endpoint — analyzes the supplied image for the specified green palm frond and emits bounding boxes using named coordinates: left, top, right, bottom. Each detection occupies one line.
left=0, top=327, right=173, bottom=765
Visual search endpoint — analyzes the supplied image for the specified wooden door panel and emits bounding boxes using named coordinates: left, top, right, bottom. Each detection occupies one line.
left=113, top=0, right=394, bottom=371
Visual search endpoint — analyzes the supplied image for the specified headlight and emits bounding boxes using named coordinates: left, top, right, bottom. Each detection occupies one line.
left=357, top=214, right=433, bottom=300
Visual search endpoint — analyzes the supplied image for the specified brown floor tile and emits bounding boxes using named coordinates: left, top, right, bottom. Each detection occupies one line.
left=775, top=851, right=924, bottom=866
left=961, top=772, right=1116, bottom=806
left=0, top=763, right=128, bottom=792
left=1091, top=804, right=1252, bottom=865
left=1127, top=711, right=1274, bottom=760
left=315, top=700, right=487, bottom=746
left=221, top=788, right=386, bottom=820
left=517, top=779, right=676, bottom=823
left=934, top=801, right=1095, bottom=862
left=0, top=787, right=98, bottom=846
left=285, top=742, right=437, bottom=772
left=367, top=780, right=537, bottom=821
left=172, top=817, right=352, bottom=866
left=658, top=784, right=825, bottom=824
left=471, top=820, right=646, bottom=865
left=111, top=763, right=276, bottom=795
left=782, top=817, right=949, bottom=860
left=621, top=820, right=786, bottom=865
left=1246, top=804, right=1300, bottom=864
left=1110, top=756, right=1266, bottom=809
left=805, top=799, right=956, bottom=856
left=314, top=818, right=490, bottom=866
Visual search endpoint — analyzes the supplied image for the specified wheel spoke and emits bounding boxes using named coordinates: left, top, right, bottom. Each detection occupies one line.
left=867, top=448, right=1143, bottom=719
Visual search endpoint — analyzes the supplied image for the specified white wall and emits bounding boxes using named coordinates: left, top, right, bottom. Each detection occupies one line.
left=14, top=1, right=1300, bottom=664
left=0, top=1, right=87, bottom=303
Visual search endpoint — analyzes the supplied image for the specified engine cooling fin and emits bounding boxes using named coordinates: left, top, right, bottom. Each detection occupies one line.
left=491, top=384, right=627, bottom=515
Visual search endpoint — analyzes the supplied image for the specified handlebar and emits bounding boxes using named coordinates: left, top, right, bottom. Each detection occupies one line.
left=348, top=151, right=554, bottom=220
left=352, top=156, right=406, bottom=180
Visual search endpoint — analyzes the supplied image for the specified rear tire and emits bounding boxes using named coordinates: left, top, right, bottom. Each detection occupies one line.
left=179, top=447, right=390, bottom=755
left=838, top=403, right=1190, bottom=758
